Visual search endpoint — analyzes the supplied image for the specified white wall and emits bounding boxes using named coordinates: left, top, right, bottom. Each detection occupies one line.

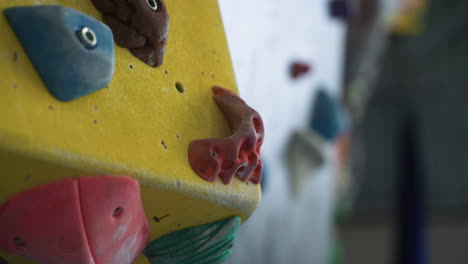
left=219, top=1, right=346, bottom=263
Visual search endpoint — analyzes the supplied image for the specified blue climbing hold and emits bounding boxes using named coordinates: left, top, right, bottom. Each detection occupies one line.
left=310, top=89, right=343, bottom=142
left=4, top=6, right=114, bottom=102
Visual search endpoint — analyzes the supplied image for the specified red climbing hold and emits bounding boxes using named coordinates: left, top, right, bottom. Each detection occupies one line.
left=188, top=86, right=265, bottom=185
left=0, top=176, right=150, bottom=264
left=0, top=179, right=93, bottom=264
left=79, top=176, right=150, bottom=264
left=290, top=62, right=311, bottom=79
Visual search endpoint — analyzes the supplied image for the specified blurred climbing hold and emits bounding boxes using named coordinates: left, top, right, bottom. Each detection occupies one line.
left=391, top=0, right=428, bottom=35
left=329, top=0, right=351, bottom=21
left=290, top=61, right=312, bottom=79
left=310, top=89, right=344, bottom=142
left=188, top=86, right=264, bottom=185
left=287, top=130, right=325, bottom=197
left=144, top=216, right=241, bottom=264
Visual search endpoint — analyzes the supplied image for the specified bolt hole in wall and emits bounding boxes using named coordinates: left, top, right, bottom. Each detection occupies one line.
left=147, top=0, right=158, bottom=11
left=13, top=237, right=26, bottom=248
left=24, top=173, right=32, bottom=181
left=77, top=27, right=97, bottom=49
left=211, top=146, right=221, bottom=158
left=175, top=82, right=185, bottom=94
left=85, top=31, right=95, bottom=43
left=113, top=207, right=123, bottom=217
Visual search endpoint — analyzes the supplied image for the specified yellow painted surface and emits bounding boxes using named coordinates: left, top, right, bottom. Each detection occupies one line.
left=0, top=0, right=260, bottom=263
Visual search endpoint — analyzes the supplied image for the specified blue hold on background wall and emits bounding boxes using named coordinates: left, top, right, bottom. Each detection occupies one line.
left=310, top=89, right=344, bottom=142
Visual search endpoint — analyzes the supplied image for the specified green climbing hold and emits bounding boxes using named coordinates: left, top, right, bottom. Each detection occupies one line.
left=144, top=216, right=241, bottom=264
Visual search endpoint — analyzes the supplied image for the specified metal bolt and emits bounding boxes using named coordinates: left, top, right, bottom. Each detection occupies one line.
left=77, top=27, right=97, bottom=49
left=147, top=0, right=158, bottom=11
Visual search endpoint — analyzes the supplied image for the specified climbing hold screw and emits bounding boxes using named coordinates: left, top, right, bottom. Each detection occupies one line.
left=147, top=0, right=158, bottom=11
left=77, top=27, right=97, bottom=49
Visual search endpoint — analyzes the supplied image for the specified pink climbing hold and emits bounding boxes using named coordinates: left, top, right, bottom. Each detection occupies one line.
left=79, top=176, right=150, bottom=264
left=188, top=86, right=265, bottom=185
left=0, top=176, right=150, bottom=264
left=0, top=179, right=93, bottom=264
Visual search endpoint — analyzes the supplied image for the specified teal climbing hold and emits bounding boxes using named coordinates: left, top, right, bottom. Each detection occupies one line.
left=4, top=6, right=115, bottom=102
left=310, top=89, right=344, bottom=142
left=144, top=216, right=241, bottom=264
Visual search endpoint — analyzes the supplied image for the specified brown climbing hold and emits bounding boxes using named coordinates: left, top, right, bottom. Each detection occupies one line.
left=91, top=0, right=169, bottom=67
left=188, top=86, right=265, bottom=185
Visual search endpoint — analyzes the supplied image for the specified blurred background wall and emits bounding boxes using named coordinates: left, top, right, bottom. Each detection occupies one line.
left=219, top=0, right=345, bottom=263
left=219, top=0, right=468, bottom=263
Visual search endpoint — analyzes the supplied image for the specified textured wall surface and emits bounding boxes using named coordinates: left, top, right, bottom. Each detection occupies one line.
left=219, top=1, right=346, bottom=263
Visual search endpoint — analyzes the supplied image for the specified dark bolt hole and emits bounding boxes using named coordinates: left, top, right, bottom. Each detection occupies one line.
left=85, top=31, right=94, bottom=42
left=13, top=237, right=26, bottom=248
left=147, top=0, right=158, bottom=10
left=175, top=82, right=185, bottom=94
left=113, top=207, right=123, bottom=217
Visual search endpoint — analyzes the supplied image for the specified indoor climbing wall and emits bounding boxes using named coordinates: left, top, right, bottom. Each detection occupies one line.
left=0, top=0, right=262, bottom=263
